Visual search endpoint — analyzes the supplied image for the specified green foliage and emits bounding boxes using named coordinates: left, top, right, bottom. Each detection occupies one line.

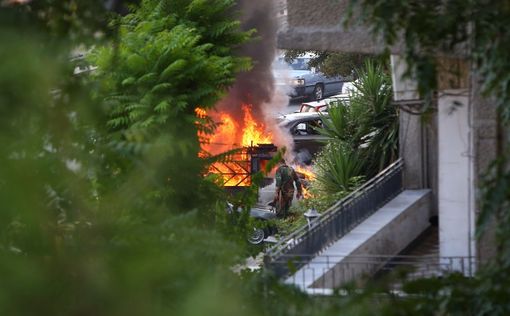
left=314, top=143, right=365, bottom=194
left=318, top=98, right=368, bottom=147
left=318, top=60, right=398, bottom=178
left=0, top=1, right=278, bottom=315
left=351, top=61, right=398, bottom=174
left=282, top=60, right=396, bottom=236
left=89, top=0, right=253, bottom=214
left=286, top=143, right=364, bottom=233
left=92, top=6, right=251, bottom=132
left=0, top=0, right=113, bottom=46
left=321, top=52, right=373, bottom=78
left=13, top=0, right=510, bottom=315
left=286, top=186, right=355, bottom=236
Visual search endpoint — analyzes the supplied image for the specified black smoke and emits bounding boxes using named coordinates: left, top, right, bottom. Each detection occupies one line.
left=216, top=0, right=277, bottom=119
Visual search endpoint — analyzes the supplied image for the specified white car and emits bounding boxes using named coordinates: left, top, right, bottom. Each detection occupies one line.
left=278, top=112, right=330, bottom=164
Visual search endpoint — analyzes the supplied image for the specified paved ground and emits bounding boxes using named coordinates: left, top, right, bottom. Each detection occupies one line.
left=400, top=225, right=439, bottom=257
left=257, top=181, right=301, bottom=209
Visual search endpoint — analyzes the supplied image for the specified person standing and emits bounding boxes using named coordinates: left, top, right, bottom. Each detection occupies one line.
left=273, top=159, right=302, bottom=218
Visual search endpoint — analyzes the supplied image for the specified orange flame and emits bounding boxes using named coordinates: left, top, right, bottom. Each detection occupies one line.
left=196, top=104, right=273, bottom=186
left=294, top=165, right=316, bottom=199
left=195, top=107, right=207, bottom=118
left=205, top=113, right=238, bottom=154
left=241, top=104, right=272, bottom=147
left=294, top=165, right=316, bottom=181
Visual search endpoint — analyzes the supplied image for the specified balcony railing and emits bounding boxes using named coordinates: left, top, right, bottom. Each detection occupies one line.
left=278, top=254, right=475, bottom=294
left=265, top=159, right=404, bottom=277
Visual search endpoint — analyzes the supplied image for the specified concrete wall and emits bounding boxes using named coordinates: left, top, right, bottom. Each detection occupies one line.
left=437, top=90, right=477, bottom=268
left=275, top=0, right=288, bottom=32
left=391, top=56, right=438, bottom=213
left=310, top=190, right=431, bottom=288
left=392, top=56, right=424, bottom=189
left=397, top=110, right=438, bottom=214
left=471, top=74, right=499, bottom=264
left=278, top=0, right=468, bottom=56
left=278, top=0, right=389, bottom=53
left=391, top=56, right=418, bottom=101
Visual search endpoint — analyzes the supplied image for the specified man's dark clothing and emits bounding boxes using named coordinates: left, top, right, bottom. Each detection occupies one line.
left=274, top=163, right=302, bottom=217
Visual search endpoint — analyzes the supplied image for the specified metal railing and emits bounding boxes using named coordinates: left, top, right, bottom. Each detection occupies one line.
left=278, top=254, right=476, bottom=293
left=265, top=159, right=404, bottom=277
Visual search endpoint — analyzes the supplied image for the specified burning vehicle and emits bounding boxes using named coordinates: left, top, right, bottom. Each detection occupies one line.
left=198, top=104, right=278, bottom=188
left=197, top=105, right=317, bottom=244
left=198, top=105, right=322, bottom=188
left=277, top=112, right=329, bottom=164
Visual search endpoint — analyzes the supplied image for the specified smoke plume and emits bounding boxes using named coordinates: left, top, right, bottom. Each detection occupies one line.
left=217, top=0, right=276, bottom=116
left=215, top=0, right=293, bottom=154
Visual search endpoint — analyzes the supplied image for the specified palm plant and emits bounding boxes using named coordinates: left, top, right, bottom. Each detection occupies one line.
left=308, top=59, right=398, bottom=202
left=313, top=143, right=365, bottom=194
left=318, top=94, right=371, bottom=151
left=352, top=61, right=398, bottom=175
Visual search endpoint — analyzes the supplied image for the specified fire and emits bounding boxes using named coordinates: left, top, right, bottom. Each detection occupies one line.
left=294, top=165, right=316, bottom=181
left=194, top=107, right=207, bottom=118
left=197, top=104, right=273, bottom=186
left=198, top=104, right=272, bottom=156
left=196, top=105, right=319, bottom=194
left=207, top=149, right=251, bottom=186
left=241, top=104, right=272, bottom=147
left=203, top=112, right=238, bottom=154
left=294, top=165, right=316, bottom=199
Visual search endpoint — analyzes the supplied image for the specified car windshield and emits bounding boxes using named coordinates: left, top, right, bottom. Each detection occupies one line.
left=288, top=58, right=310, bottom=71
left=300, top=104, right=330, bottom=113
left=300, top=105, right=315, bottom=112
left=276, top=57, right=310, bottom=71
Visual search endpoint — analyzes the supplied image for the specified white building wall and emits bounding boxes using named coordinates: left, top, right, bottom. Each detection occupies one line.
left=437, top=90, right=476, bottom=272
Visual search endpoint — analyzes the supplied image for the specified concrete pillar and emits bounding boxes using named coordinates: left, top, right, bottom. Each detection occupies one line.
left=391, top=55, right=419, bottom=101
left=437, top=90, right=477, bottom=273
left=391, top=55, right=427, bottom=189
left=471, top=73, right=499, bottom=265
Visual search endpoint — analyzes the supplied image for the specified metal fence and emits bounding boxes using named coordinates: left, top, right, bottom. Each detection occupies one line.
left=278, top=254, right=476, bottom=294
left=265, top=159, right=404, bottom=277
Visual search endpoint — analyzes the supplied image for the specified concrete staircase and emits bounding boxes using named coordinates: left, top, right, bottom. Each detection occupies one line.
left=285, top=189, right=432, bottom=292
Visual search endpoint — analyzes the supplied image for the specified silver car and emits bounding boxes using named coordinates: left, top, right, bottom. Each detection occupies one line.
left=278, top=112, right=329, bottom=164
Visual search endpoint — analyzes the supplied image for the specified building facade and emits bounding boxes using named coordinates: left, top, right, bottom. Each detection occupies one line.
left=277, top=0, right=498, bottom=269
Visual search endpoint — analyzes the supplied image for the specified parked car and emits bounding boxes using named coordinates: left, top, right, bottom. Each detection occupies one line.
left=273, top=55, right=346, bottom=101
left=298, top=93, right=349, bottom=113
left=298, top=100, right=330, bottom=113
left=278, top=112, right=329, bottom=164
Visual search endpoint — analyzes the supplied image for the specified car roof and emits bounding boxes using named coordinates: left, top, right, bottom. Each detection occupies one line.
left=300, top=94, right=349, bottom=109
left=300, top=100, right=328, bottom=108
left=328, top=93, right=350, bottom=100
left=278, top=112, right=327, bottom=125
